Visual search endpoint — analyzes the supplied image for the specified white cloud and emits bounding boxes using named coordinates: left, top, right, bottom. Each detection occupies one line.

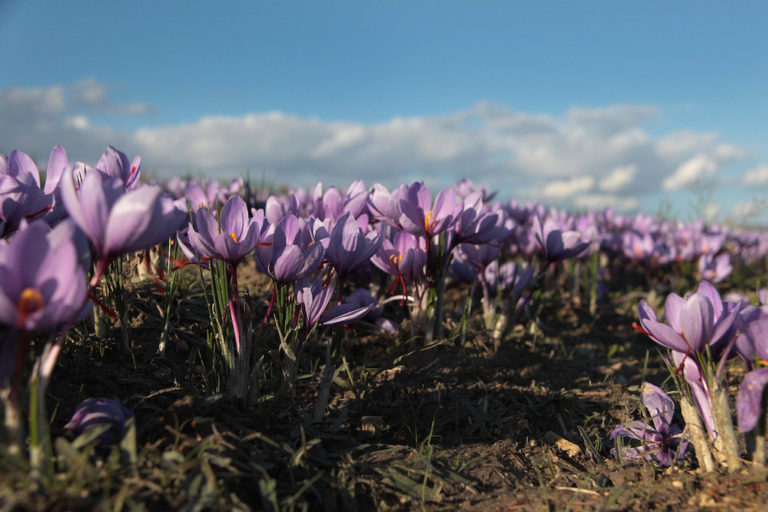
left=662, top=155, right=718, bottom=191
left=0, top=80, right=761, bottom=215
left=599, top=164, right=636, bottom=192
left=730, top=200, right=767, bottom=224
left=542, top=176, right=594, bottom=200
left=573, top=194, right=639, bottom=211
left=743, top=165, right=768, bottom=185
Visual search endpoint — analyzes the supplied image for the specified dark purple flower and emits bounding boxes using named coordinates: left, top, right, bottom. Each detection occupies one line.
left=295, top=278, right=373, bottom=328
left=0, top=220, right=88, bottom=330
left=346, top=288, right=397, bottom=333
left=610, top=382, right=689, bottom=466
left=64, top=397, right=133, bottom=452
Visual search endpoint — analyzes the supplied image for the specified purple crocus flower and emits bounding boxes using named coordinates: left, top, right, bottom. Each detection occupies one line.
left=637, top=281, right=740, bottom=357
left=0, top=150, right=53, bottom=233
left=187, top=195, right=267, bottom=264
left=254, top=214, right=324, bottom=284
left=734, top=304, right=768, bottom=364
left=295, top=278, right=373, bottom=328
left=532, top=215, right=589, bottom=262
left=399, top=182, right=463, bottom=240
left=697, top=253, right=732, bottom=283
left=324, top=212, right=382, bottom=279
left=96, top=146, right=141, bottom=191
left=368, top=183, right=409, bottom=227
left=737, top=368, right=768, bottom=433
left=0, top=220, right=89, bottom=331
left=61, top=168, right=186, bottom=263
left=371, top=230, right=427, bottom=295
left=346, top=288, right=397, bottom=333
left=64, top=397, right=133, bottom=453
left=610, top=382, right=689, bottom=467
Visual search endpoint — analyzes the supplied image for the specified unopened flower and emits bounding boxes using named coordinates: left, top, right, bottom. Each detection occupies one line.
left=64, top=397, right=133, bottom=452
left=61, top=168, right=186, bottom=261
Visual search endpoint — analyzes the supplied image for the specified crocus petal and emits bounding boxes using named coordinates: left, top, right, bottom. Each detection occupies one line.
left=697, top=280, right=723, bottom=319
left=641, top=382, right=675, bottom=433
left=663, top=293, right=685, bottom=333
left=679, top=295, right=714, bottom=352
left=220, top=195, right=248, bottom=240
left=638, top=300, right=688, bottom=352
left=103, top=186, right=160, bottom=257
left=44, top=145, right=68, bottom=195
left=320, top=303, right=374, bottom=327
left=737, top=368, right=768, bottom=433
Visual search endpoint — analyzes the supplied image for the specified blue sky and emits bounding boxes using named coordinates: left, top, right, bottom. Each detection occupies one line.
left=1, top=1, right=767, bottom=223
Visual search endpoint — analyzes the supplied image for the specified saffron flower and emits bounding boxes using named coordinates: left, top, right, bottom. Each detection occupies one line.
left=61, top=168, right=186, bottom=262
left=532, top=215, right=589, bottom=262
left=96, top=146, right=141, bottom=190
left=637, top=280, right=740, bottom=357
left=371, top=230, right=427, bottom=294
left=295, top=278, right=373, bottom=328
left=398, top=182, right=463, bottom=240
left=324, top=212, right=382, bottom=279
left=610, top=382, right=689, bottom=467
left=0, top=150, right=53, bottom=233
left=737, top=368, right=768, bottom=433
left=0, top=220, right=88, bottom=330
left=187, top=195, right=267, bottom=264
left=254, top=214, right=324, bottom=284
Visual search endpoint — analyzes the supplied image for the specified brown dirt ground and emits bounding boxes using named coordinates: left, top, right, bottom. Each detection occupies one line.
left=2, top=260, right=768, bottom=511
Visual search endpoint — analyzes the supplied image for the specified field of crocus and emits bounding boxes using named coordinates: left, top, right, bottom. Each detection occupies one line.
left=2, top=144, right=768, bottom=510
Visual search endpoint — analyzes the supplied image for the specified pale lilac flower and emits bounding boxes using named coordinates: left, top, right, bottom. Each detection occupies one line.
left=532, top=215, right=589, bottom=262
left=0, top=220, right=88, bottom=330
left=254, top=214, right=324, bottom=284
left=324, top=212, right=382, bottom=279
left=637, top=281, right=740, bottom=356
left=610, top=382, right=688, bottom=466
left=697, top=253, right=732, bottom=283
left=62, top=168, right=186, bottom=261
left=737, top=368, right=768, bottom=433
left=0, top=150, right=53, bottom=233
left=187, top=195, right=267, bottom=264
left=96, top=146, right=141, bottom=190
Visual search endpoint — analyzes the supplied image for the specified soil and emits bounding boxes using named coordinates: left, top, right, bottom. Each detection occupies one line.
left=2, top=260, right=768, bottom=511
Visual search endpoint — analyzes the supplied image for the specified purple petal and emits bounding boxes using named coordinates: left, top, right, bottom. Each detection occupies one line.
left=641, top=382, right=674, bottom=433
left=737, top=368, right=768, bottom=433
left=638, top=300, right=688, bottom=352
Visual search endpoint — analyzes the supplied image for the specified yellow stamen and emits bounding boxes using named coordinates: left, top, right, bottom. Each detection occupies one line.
left=229, top=232, right=238, bottom=243
left=389, top=253, right=403, bottom=265
left=18, top=288, right=44, bottom=316
left=424, top=210, right=434, bottom=234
